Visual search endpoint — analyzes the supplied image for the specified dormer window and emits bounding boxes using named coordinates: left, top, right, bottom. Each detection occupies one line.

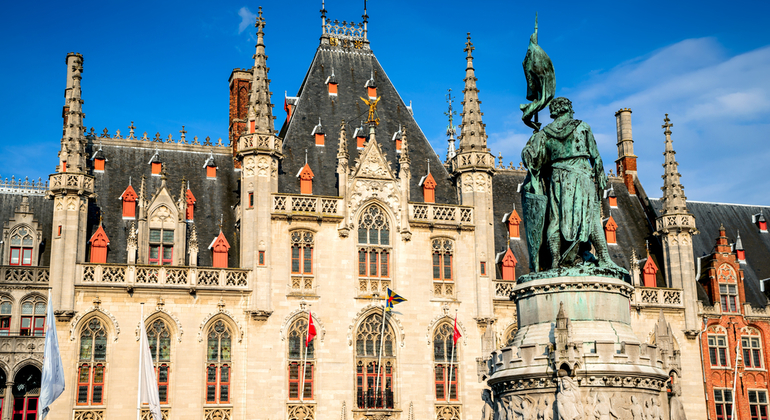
left=312, top=118, right=325, bottom=146
left=354, top=124, right=366, bottom=149
left=365, top=71, right=377, bottom=99
left=120, top=184, right=138, bottom=219
left=209, top=231, right=230, bottom=268
left=606, top=187, right=617, bottom=208
left=754, top=213, right=767, bottom=232
left=149, top=150, right=162, bottom=175
left=325, top=70, right=338, bottom=96
left=284, top=95, right=298, bottom=124
left=502, top=207, right=522, bottom=239
left=496, top=247, right=517, bottom=281
left=89, top=224, right=110, bottom=264
left=204, top=153, right=217, bottom=179
left=186, top=188, right=196, bottom=221
left=736, top=232, right=745, bottom=263
left=717, top=263, right=740, bottom=313
left=92, top=144, right=106, bottom=172
left=149, top=228, right=174, bottom=265
left=391, top=126, right=403, bottom=151
left=297, top=163, right=314, bottom=195
left=604, top=215, right=618, bottom=245
left=642, top=254, right=658, bottom=287
left=420, top=172, right=436, bottom=203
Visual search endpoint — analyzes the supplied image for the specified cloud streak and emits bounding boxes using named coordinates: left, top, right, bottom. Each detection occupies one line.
left=238, top=7, right=256, bottom=34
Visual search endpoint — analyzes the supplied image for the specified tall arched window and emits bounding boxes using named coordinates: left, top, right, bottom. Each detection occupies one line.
left=433, top=323, right=458, bottom=402
left=356, top=313, right=395, bottom=410
left=77, top=318, right=107, bottom=405
left=358, top=206, right=391, bottom=296
left=12, top=365, right=41, bottom=419
left=20, top=296, right=46, bottom=336
left=0, top=296, right=11, bottom=336
left=206, top=320, right=232, bottom=405
left=290, top=231, right=313, bottom=275
left=147, top=319, right=172, bottom=404
left=432, top=239, right=454, bottom=298
left=287, top=317, right=314, bottom=400
left=9, top=227, right=34, bottom=266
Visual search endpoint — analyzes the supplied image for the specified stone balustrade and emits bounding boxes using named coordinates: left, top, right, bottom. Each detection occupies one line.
left=77, top=264, right=250, bottom=290
left=493, top=281, right=515, bottom=300
left=0, top=266, right=50, bottom=284
left=272, top=194, right=342, bottom=218
left=409, top=203, right=474, bottom=226
left=631, top=286, right=684, bottom=309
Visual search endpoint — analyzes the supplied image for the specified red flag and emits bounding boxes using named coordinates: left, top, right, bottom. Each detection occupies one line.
left=453, top=314, right=462, bottom=345
left=306, top=311, right=317, bottom=347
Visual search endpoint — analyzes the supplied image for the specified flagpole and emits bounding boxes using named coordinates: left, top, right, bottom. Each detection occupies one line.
left=374, top=302, right=387, bottom=407
left=448, top=339, right=455, bottom=402
left=299, top=311, right=309, bottom=404
left=137, top=303, right=144, bottom=420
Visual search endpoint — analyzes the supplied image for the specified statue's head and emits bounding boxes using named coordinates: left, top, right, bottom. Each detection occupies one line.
left=549, top=97, right=574, bottom=119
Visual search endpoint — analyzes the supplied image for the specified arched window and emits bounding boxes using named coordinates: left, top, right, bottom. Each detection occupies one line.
left=147, top=319, right=172, bottom=404
left=290, top=231, right=313, bottom=275
left=206, top=320, right=232, bottom=405
left=356, top=313, right=395, bottom=410
left=358, top=206, right=391, bottom=296
left=77, top=318, right=107, bottom=405
left=12, top=365, right=41, bottom=419
left=502, top=326, right=518, bottom=348
left=433, top=323, right=458, bottom=402
left=742, top=327, right=763, bottom=369
left=287, top=317, right=314, bottom=400
left=20, top=296, right=46, bottom=336
left=432, top=239, right=454, bottom=298
left=149, top=228, right=174, bottom=266
left=9, top=227, right=34, bottom=266
left=0, top=296, right=11, bottom=336
left=717, top=263, right=739, bottom=313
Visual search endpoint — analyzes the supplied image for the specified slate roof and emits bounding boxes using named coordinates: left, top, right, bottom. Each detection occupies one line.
left=277, top=44, right=457, bottom=204
left=85, top=141, right=239, bottom=267
left=492, top=172, right=663, bottom=284
left=0, top=193, right=53, bottom=266
left=650, top=199, right=770, bottom=307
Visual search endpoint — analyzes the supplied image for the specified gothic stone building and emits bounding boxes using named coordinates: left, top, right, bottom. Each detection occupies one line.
left=0, top=6, right=766, bottom=420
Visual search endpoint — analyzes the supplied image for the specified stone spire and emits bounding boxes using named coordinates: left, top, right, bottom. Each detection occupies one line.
left=59, top=53, right=87, bottom=173
left=444, top=89, right=457, bottom=161
left=247, top=7, right=275, bottom=135
left=659, top=114, right=689, bottom=216
left=398, top=126, right=411, bottom=239
left=458, top=33, right=488, bottom=152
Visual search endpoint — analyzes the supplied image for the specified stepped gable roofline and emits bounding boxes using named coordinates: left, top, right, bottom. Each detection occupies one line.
left=276, top=36, right=457, bottom=204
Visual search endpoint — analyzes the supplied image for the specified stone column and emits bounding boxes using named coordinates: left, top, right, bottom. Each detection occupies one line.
left=2, top=381, right=14, bottom=420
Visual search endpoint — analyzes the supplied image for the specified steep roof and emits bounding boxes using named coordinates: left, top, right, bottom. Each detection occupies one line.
left=650, top=199, right=770, bottom=307
left=0, top=193, right=53, bottom=266
left=277, top=43, right=457, bottom=204
left=85, top=140, right=239, bottom=267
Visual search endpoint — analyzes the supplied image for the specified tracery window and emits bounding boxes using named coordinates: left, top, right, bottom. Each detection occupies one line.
left=9, top=227, right=34, bottom=266
left=77, top=318, right=107, bottom=405
left=502, top=326, right=518, bottom=348
left=291, top=231, right=313, bottom=275
left=708, top=334, right=729, bottom=367
left=206, top=320, right=232, bottom=405
left=12, top=365, right=41, bottom=420
left=356, top=313, right=395, bottom=410
left=20, top=296, right=46, bottom=336
left=358, top=206, right=391, bottom=296
left=742, top=331, right=763, bottom=369
left=149, top=228, right=174, bottom=265
left=147, top=319, right=172, bottom=404
left=718, top=264, right=739, bottom=313
left=287, top=317, right=314, bottom=400
left=0, top=297, right=11, bottom=336
left=432, top=239, right=453, bottom=281
left=433, top=323, right=458, bottom=402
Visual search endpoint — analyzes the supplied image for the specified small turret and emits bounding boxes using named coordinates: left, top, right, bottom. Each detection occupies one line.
left=247, top=7, right=275, bottom=135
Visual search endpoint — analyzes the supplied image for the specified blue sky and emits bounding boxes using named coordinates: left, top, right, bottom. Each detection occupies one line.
left=2, top=0, right=769, bottom=204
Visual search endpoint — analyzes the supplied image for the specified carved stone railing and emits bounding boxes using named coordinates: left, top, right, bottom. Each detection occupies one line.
left=204, top=408, right=232, bottom=420
left=0, top=266, right=50, bottom=284
left=74, top=410, right=105, bottom=420
left=699, top=301, right=722, bottom=316
left=78, top=264, right=250, bottom=290
left=744, top=303, right=770, bottom=319
left=272, top=194, right=342, bottom=218
left=48, top=172, right=94, bottom=194
left=494, top=281, right=516, bottom=300
left=409, top=203, right=474, bottom=226
left=0, top=176, right=48, bottom=195
left=631, top=287, right=684, bottom=309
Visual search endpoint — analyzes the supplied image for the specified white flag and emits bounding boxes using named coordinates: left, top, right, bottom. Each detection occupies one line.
left=139, top=314, right=162, bottom=420
left=39, top=290, right=65, bottom=419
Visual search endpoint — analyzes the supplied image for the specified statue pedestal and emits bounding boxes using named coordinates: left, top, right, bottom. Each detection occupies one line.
left=487, top=276, right=671, bottom=419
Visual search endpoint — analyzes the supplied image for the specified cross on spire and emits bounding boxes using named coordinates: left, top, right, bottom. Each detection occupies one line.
left=662, top=114, right=673, bottom=135
left=464, top=32, right=475, bottom=56
left=256, top=6, right=265, bottom=32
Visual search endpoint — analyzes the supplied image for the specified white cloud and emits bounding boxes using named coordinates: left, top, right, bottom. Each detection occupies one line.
left=238, top=7, right=257, bottom=34
left=502, top=37, right=770, bottom=205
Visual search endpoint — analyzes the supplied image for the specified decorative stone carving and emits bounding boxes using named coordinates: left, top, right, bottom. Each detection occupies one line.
left=347, top=179, right=401, bottom=227
left=280, top=307, right=326, bottom=343
left=69, top=306, right=120, bottom=342
left=426, top=313, right=467, bottom=347
left=197, top=305, right=244, bottom=343
left=347, top=304, right=405, bottom=347
left=134, top=308, right=184, bottom=343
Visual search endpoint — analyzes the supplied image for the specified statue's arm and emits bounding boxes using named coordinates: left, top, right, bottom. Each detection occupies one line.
left=583, top=124, right=607, bottom=190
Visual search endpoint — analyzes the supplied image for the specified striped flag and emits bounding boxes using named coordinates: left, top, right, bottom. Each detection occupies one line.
left=385, top=288, right=406, bottom=312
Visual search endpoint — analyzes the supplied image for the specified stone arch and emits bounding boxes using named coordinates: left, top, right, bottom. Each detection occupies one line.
left=136, top=310, right=183, bottom=343
left=354, top=200, right=396, bottom=232
left=69, top=306, right=120, bottom=342
left=348, top=304, right=405, bottom=348
left=198, top=309, right=243, bottom=343
left=426, top=313, right=467, bottom=347
left=500, top=322, right=518, bottom=348
left=280, top=306, right=326, bottom=343
left=12, top=357, right=42, bottom=377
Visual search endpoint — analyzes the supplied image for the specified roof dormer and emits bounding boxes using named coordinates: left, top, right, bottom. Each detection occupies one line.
left=325, top=68, right=338, bottom=96
left=312, top=118, right=325, bottom=146
left=365, top=70, right=376, bottom=99
left=91, top=143, right=106, bottom=172
left=209, top=230, right=231, bottom=268
left=120, top=183, right=138, bottom=219
left=148, top=149, right=162, bottom=175
left=203, top=152, right=217, bottom=179
left=297, top=162, right=314, bottom=195
left=354, top=123, right=367, bottom=149
left=502, top=206, right=522, bottom=239
left=392, top=125, right=403, bottom=152
left=753, top=212, right=767, bottom=233
left=604, top=215, right=618, bottom=245
left=88, top=223, right=110, bottom=263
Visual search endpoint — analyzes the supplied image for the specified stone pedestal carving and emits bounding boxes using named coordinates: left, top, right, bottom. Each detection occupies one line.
left=487, top=276, right=671, bottom=420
